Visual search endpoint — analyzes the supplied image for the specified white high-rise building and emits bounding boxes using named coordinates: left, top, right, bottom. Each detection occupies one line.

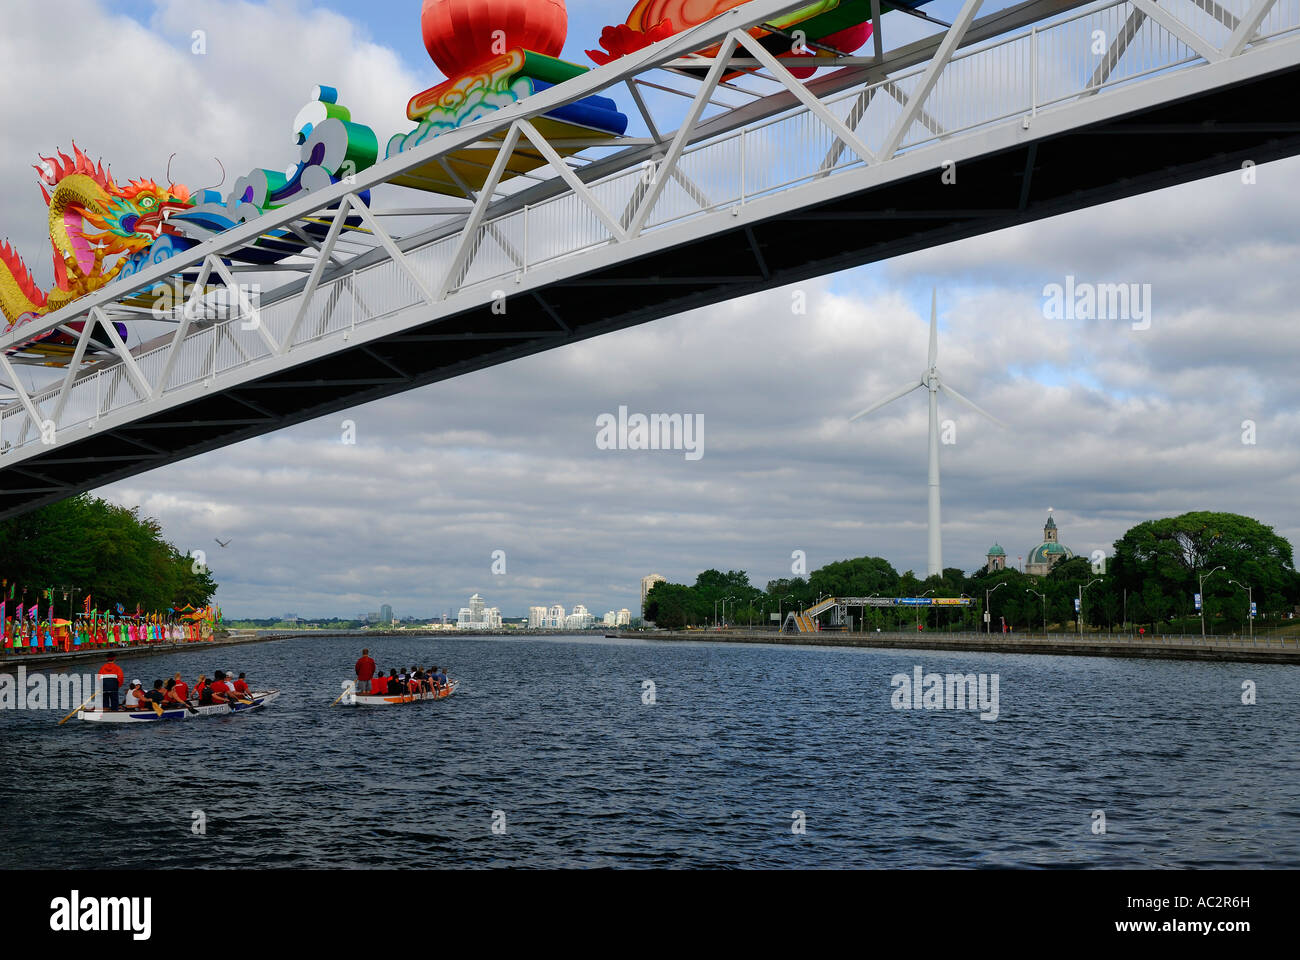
left=529, top=606, right=547, bottom=628
left=603, top=611, right=617, bottom=626
left=547, top=604, right=566, bottom=629
left=565, top=604, right=595, bottom=630
left=617, top=608, right=632, bottom=626
left=458, top=593, right=501, bottom=630
left=641, top=574, right=666, bottom=616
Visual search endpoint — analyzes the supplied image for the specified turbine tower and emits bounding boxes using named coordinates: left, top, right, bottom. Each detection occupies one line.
left=849, top=291, right=1003, bottom=578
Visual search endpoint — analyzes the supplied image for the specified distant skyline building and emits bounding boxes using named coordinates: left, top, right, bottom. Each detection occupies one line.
left=564, top=604, right=595, bottom=630
left=379, top=603, right=393, bottom=624
left=529, top=606, right=547, bottom=628
left=641, top=574, right=666, bottom=616
left=617, top=608, right=631, bottom=626
left=457, top=593, right=501, bottom=630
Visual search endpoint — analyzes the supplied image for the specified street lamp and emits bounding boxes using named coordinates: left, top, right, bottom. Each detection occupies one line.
left=722, top=595, right=738, bottom=628
left=777, top=593, right=795, bottom=632
left=1026, top=587, right=1046, bottom=635
left=1228, top=578, right=1253, bottom=640
left=1199, top=565, right=1226, bottom=639
left=1078, top=578, right=1102, bottom=637
left=985, top=582, right=1007, bottom=635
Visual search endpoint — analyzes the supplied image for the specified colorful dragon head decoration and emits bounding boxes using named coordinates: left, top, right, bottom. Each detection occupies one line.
left=1, top=144, right=192, bottom=328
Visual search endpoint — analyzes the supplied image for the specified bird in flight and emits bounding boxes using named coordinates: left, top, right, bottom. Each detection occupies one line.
left=215, top=538, right=232, bottom=548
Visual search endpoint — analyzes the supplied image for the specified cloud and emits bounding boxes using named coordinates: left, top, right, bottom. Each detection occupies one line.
left=8, top=1, right=1300, bottom=618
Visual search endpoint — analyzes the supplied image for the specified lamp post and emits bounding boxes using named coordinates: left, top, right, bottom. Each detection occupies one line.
left=1228, top=578, right=1253, bottom=640
left=777, top=593, right=795, bottom=632
left=1026, top=587, right=1046, bottom=635
left=958, top=594, right=971, bottom=633
left=1078, top=578, right=1102, bottom=638
left=917, top=589, right=935, bottom=631
left=985, top=582, right=1006, bottom=635
left=1199, top=565, right=1225, bottom=639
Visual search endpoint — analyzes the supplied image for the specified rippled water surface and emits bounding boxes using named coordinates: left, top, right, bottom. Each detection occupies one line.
left=1, top=634, right=1296, bottom=868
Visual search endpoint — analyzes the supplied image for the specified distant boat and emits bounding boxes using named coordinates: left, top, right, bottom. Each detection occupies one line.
left=77, top=690, right=280, bottom=723
left=343, top=680, right=459, bottom=706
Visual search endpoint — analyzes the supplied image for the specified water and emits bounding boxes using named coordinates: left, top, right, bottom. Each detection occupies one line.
left=1, top=634, right=1296, bottom=868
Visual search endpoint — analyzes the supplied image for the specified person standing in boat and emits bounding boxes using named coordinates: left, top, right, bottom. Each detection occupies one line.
left=355, top=649, right=376, bottom=694
left=96, top=655, right=125, bottom=711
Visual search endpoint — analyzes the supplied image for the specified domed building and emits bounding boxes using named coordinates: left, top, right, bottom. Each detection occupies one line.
left=985, top=543, right=1007, bottom=572
left=1024, top=514, right=1073, bottom=576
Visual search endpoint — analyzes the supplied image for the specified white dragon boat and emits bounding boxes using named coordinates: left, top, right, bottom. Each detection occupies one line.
left=77, top=690, right=280, bottom=723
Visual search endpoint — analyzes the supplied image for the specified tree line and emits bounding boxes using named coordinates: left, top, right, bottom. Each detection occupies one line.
left=0, top=494, right=217, bottom=614
left=644, top=512, right=1300, bottom=634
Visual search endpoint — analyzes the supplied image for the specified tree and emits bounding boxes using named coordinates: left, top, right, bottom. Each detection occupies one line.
left=0, top=494, right=217, bottom=613
left=1110, top=512, right=1298, bottom=631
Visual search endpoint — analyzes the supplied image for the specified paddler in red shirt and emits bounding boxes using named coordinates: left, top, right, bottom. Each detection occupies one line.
left=355, top=649, right=376, bottom=694
left=233, top=672, right=251, bottom=698
left=206, top=671, right=238, bottom=705
left=96, top=655, right=125, bottom=711
left=164, top=673, right=189, bottom=706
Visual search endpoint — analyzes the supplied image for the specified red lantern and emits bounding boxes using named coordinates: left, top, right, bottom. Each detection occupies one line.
left=421, top=0, right=569, bottom=80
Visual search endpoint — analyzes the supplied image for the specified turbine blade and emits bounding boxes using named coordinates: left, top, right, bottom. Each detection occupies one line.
left=849, top=381, right=924, bottom=421
left=927, top=288, right=938, bottom=369
left=939, top=382, right=1005, bottom=428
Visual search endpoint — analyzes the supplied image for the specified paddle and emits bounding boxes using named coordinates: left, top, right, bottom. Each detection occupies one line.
left=58, top=688, right=100, bottom=726
left=329, top=681, right=356, bottom=707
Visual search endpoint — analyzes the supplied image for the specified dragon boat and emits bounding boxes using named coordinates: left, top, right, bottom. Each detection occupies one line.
left=342, top=680, right=459, bottom=706
left=76, top=690, right=280, bottom=723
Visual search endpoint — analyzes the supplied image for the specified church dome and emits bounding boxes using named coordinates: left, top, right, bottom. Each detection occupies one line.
left=1028, top=541, right=1072, bottom=565
left=987, top=543, right=1006, bottom=556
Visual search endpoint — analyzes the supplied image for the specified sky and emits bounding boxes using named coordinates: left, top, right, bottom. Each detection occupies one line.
left=2, top=0, right=1298, bottom=619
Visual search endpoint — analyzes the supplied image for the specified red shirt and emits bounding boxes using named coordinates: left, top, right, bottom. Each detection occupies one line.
left=355, top=656, right=375, bottom=681
left=234, top=679, right=249, bottom=695
left=209, top=680, right=232, bottom=699
left=98, top=663, right=124, bottom=684
left=172, top=681, right=189, bottom=700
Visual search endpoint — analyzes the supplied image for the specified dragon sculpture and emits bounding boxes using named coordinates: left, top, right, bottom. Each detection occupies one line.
left=0, top=144, right=192, bottom=333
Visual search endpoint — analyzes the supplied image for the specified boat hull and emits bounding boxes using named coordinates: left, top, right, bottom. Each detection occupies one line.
left=77, top=690, right=280, bottom=723
left=344, top=680, right=458, bottom=706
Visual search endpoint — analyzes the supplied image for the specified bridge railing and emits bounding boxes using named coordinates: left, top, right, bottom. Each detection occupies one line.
left=4, top=0, right=1298, bottom=452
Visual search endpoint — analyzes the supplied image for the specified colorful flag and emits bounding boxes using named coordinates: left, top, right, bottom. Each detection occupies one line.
left=83, top=595, right=91, bottom=616
left=115, top=602, right=124, bottom=615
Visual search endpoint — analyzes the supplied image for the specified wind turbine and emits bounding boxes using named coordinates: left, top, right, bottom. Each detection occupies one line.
left=849, top=290, right=1003, bottom=578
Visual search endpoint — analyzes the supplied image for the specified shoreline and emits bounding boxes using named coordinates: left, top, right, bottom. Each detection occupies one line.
left=612, top=629, right=1300, bottom=664
left=0, top=631, right=277, bottom=670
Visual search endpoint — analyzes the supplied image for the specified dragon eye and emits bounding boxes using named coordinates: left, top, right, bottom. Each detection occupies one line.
left=139, top=197, right=155, bottom=208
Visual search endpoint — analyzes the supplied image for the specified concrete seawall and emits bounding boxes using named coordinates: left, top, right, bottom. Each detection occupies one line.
left=611, top=630, right=1300, bottom=664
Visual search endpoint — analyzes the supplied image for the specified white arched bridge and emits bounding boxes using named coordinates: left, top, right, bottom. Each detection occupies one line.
left=2, top=0, right=1299, bottom=519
